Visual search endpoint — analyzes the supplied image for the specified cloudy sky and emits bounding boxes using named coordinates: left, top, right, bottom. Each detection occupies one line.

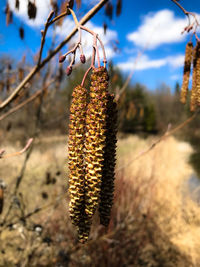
left=0, top=0, right=200, bottom=90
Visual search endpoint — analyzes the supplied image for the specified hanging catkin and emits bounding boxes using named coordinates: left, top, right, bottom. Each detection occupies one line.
left=195, top=41, right=200, bottom=106
left=190, top=44, right=198, bottom=111
left=76, top=215, right=91, bottom=243
left=99, top=93, right=117, bottom=226
left=0, top=186, right=4, bottom=214
left=180, top=41, right=193, bottom=104
left=84, top=67, right=109, bottom=219
left=68, top=85, right=87, bottom=227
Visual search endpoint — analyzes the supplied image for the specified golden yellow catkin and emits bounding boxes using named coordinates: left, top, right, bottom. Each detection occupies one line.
left=76, top=215, right=91, bottom=243
left=190, top=44, right=198, bottom=111
left=195, top=42, right=200, bottom=106
left=68, top=85, right=87, bottom=227
left=84, top=67, right=109, bottom=219
left=99, top=93, right=117, bottom=227
left=180, top=42, right=193, bottom=104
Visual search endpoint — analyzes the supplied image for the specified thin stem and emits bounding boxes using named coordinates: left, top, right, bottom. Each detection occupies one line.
left=0, top=139, right=33, bottom=159
left=68, top=7, right=85, bottom=57
left=0, top=78, right=55, bottom=122
left=68, top=8, right=107, bottom=67
left=80, top=25, right=107, bottom=66
left=48, top=10, right=68, bottom=26
left=63, top=42, right=80, bottom=58
left=93, top=34, right=100, bottom=67
left=81, top=66, right=92, bottom=87
left=0, top=90, right=42, bottom=121
left=171, top=0, right=200, bottom=40
left=171, top=0, right=189, bottom=16
left=91, top=44, right=96, bottom=68
left=37, top=11, right=55, bottom=66
left=97, top=36, right=107, bottom=67
left=68, top=8, right=79, bottom=26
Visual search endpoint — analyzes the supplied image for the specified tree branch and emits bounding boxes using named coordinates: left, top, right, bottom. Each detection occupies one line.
left=0, top=138, right=33, bottom=159
left=0, top=0, right=108, bottom=111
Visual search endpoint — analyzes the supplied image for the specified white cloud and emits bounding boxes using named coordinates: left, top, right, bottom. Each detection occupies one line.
left=170, top=74, right=181, bottom=80
left=117, top=54, right=184, bottom=71
left=167, top=55, right=184, bottom=68
left=127, top=9, right=188, bottom=49
left=8, top=0, right=51, bottom=27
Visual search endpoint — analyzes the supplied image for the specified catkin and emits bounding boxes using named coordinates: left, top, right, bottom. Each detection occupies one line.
left=76, top=215, right=91, bottom=243
left=180, top=42, right=193, bottom=104
left=190, top=44, right=198, bottom=111
left=68, top=85, right=87, bottom=227
left=195, top=42, right=200, bottom=106
left=99, top=93, right=117, bottom=226
left=84, top=67, right=109, bottom=219
left=0, top=186, right=4, bottom=214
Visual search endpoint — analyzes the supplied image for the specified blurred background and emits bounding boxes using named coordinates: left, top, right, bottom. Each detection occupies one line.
left=1, top=0, right=200, bottom=266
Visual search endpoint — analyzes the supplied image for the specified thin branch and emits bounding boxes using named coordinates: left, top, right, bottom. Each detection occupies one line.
left=0, top=78, right=55, bottom=122
left=81, top=66, right=92, bottom=86
left=65, top=8, right=106, bottom=69
left=171, top=0, right=190, bottom=16
left=0, top=138, right=33, bottom=159
left=0, top=90, right=42, bottom=121
left=0, top=0, right=108, bottom=110
left=171, top=0, right=200, bottom=40
left=37, top=11, right=55, bottom=66
left=48, top=10, right=68, bottom=26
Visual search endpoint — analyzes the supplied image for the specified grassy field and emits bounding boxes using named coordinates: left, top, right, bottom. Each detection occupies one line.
left=0, top=134, right=200, bottom=266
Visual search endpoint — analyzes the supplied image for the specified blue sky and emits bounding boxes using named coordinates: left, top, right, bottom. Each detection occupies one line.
left=0, top=0, right=200, bottom=90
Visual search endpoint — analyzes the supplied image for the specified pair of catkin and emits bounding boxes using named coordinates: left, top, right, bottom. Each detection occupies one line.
left=180, top=41, right=200, bottom=111
left=68, top=67, right=117, bottom=243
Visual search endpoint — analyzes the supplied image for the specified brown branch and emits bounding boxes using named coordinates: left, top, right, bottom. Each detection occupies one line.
left=171, top=0, right=190, bottom=16
left=171, top=0, right=200, bottom=40
left=0, top=90, right=42, bottom=121
left=116, top=110, right=199, bottom=172
left=0, top=0, right=108, bottom=110
left=0, top=138, right=33, bottom=159
left=0, top=78, right=55, bottom=122
left=37, top=11, right=55, bottom=66
left=49, top=10, right=68, bottom=26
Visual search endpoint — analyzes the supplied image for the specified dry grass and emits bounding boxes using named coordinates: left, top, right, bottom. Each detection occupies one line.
left=117, top=136, right=200, bottom=265
left=0, top=134, right=200, bottom=266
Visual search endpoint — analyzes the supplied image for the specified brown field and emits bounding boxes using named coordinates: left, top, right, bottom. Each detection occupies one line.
left=0, top=134, right=200, bottom=266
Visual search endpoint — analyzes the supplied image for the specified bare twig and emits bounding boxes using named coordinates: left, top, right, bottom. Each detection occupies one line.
left=0, top=79, right=55, bottom=122
left=0, top=138, right=33, bottom=159
left=37, top=11, right=55, bottom=66
left=62, top=8, right=107, bottom=68
left=0, top=90, right=42, bottom=121
left=171, top=0, right=200, bottom=40
left=81, top=66, right=92, bottom=86
left=0, top=0, right=108, bottom=110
